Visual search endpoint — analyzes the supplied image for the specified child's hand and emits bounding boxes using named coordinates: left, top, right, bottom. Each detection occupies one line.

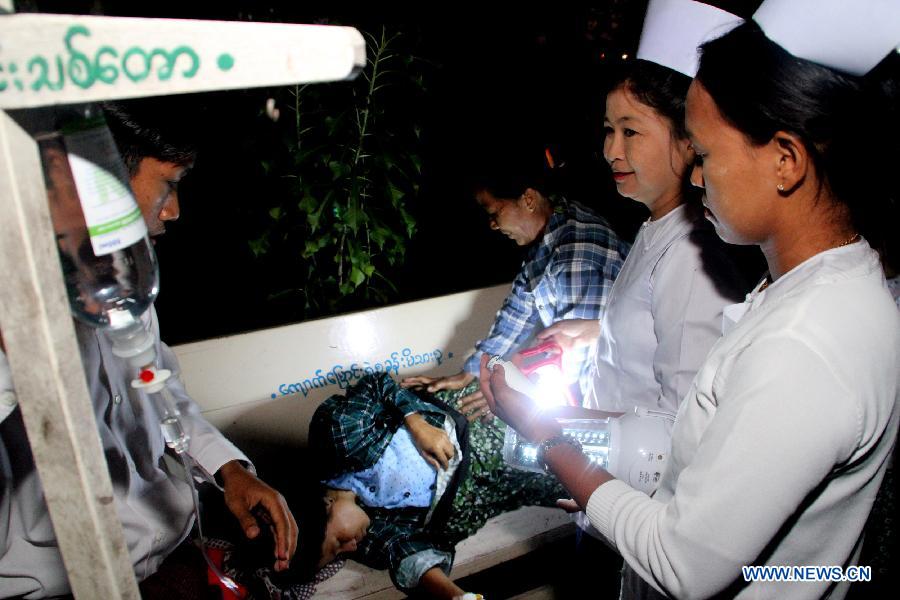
left=405, top=413, right=455, bottom=470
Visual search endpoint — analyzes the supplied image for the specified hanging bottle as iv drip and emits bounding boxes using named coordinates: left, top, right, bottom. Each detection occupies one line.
left=31, top=104, right=190, bottom=453
left=36, top=104, right=159, bottom=333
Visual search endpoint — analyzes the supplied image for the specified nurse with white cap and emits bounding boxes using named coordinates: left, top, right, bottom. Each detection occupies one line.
left=541, top=0, right=747, bottom=425
left=537, top=0, right=750, bottom=545
left=481, top=1, right=900, bottom=598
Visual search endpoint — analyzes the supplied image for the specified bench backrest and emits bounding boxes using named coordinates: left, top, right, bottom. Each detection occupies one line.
left=172, top=284, right=510, bottom=448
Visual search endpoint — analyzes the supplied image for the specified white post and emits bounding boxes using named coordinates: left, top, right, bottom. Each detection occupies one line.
left=0, top=110, right=142, bottom=598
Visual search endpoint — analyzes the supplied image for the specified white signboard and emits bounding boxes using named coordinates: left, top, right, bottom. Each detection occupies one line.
left=0, top=14, right=365, bottom=109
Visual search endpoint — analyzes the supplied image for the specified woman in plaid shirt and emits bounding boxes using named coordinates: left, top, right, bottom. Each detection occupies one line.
left=403, top=149, right=629, bottom=420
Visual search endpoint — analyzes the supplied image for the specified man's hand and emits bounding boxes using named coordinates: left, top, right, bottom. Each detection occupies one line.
left=401, top=371, right=474, bottom=393
left=479, top=354, right=561, bottom=444
left=536, top=319, right=601, bottom=352
left=219, top=460, right=298, bottom=572
left=405, top=413, right=455, bottom=470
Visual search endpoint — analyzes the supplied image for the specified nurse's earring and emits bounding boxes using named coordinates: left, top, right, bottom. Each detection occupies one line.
left=777, top=183, right=785, bottom=192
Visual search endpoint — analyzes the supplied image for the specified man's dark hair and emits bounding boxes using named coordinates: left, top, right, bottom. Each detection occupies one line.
left=102, top=98, right=198, bottom=176
left=696, top=20, right=897, bottom=245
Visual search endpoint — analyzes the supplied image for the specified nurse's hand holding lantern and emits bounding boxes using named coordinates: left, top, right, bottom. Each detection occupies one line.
left=478, top=354, right=562, bottom=445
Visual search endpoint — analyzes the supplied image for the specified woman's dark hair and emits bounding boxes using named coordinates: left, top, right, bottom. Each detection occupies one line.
left=609, top=58, right=692, bottom=140
left=466, top=140, right=556, bottom=201
left=696, top=20, right=898, bottom=246
left=102, top=98, right=198, bottom=176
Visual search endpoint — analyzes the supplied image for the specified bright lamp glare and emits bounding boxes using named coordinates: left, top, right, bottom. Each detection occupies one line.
left=533, top=364, right=568, bottom=408
left=523, top=446, right=538, bottom=461
left=340, top=315, right=379, bottom=356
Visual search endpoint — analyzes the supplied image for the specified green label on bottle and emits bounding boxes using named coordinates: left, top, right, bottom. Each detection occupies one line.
left=65, top=124, right=147, bottom=255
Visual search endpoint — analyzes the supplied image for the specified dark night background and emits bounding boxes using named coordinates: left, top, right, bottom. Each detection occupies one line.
left=8, top=2, right=895, bottom=597
left=18, top=1, right=761, bottom=345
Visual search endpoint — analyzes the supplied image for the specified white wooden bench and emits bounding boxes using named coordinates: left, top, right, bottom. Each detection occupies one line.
left=172, top=285, right=576, bottom=597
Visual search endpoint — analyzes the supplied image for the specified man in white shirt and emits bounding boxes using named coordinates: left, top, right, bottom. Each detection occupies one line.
left=0, top=99, right=297, bottom=599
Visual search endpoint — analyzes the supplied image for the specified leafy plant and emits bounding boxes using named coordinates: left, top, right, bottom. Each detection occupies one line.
left=248, top=27, right=426, bottom=320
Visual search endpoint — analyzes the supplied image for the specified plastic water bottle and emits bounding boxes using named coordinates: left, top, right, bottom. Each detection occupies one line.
left=485, top=355, right=543, bottom=401
left=35, top=104, right=159, bottom=331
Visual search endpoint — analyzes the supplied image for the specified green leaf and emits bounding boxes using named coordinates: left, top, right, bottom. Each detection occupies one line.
left=400, top=207, right=416, bottom=237
left=371, top=226, right=389, bottom=250
left=389, top=184, right=404, bottom=207
left=248, top=236, right=269, bottom=258
left=302, top=235, right=329, bottom=258
left=298, top=193, right=318, bottom=213
left=305, top=199, right=325, bottom=230
left=328, top=160, right=344, bottom=179
left=349, top=266, right=366, bottom=287
left=345, top=203, right=361, bottom=234
left=269, top=206, right=282, bottom=221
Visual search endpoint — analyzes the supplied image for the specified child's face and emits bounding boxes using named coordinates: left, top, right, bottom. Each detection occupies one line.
left=318, top=497, right=370, bottom=567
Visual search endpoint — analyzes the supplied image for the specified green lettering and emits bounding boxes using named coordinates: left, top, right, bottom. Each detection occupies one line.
left=94, top=47, right=119, bottom=84
left=28, top=56, right=65, bottom=91
left=122, top=47, right=151, bottom=82
left=64, top=25, right=95, bottom=89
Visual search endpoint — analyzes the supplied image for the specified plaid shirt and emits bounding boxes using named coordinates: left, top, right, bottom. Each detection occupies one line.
left=309, top=375, right=466, bottom=593
left=464, top=199, right=628, bottom=387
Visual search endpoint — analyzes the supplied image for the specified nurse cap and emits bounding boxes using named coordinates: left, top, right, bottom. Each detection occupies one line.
left=754, top=0, right=900, bottom=76
left=637, top=0, right=743, bottom=77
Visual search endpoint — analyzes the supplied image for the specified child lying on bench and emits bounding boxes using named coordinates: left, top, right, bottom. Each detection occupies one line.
left=219, top=373, right=565, bottom=599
